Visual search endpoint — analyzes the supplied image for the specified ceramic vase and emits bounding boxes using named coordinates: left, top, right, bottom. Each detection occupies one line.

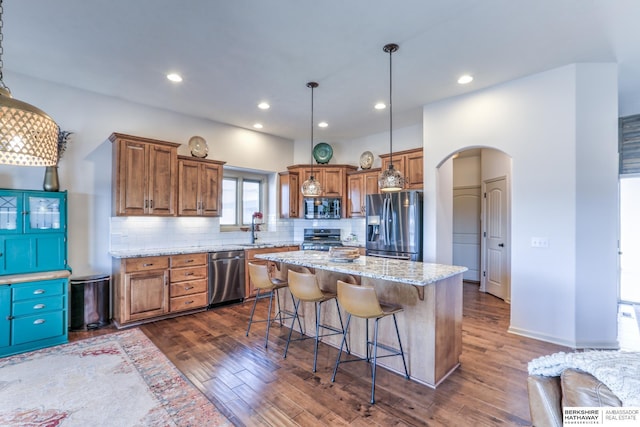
left=43, top=166, right=60, bottom=192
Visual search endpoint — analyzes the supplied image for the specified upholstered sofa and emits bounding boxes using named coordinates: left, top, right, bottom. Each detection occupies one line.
left=527, top=368, right=622, bottom=427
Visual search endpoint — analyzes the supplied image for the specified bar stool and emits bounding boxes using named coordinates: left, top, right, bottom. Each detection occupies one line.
left=331, top=280, right=409, bottom=404
left=283, top=270, right=349, bottom=373
left=245, top=262, right=301, bottom=348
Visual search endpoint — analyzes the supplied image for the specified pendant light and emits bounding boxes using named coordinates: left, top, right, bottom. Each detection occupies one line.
left=0, top=0, right=59, bottom=166
left=378, top=43, right=405, bottom=192
left=301, top=81, right=322, bottom=197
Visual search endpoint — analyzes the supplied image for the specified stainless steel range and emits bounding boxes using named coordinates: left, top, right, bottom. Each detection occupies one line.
left=300, top=228, right=343, bottom=251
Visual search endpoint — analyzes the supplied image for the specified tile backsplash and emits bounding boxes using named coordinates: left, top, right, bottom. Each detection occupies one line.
left=110, top=216, right=365, bottom=252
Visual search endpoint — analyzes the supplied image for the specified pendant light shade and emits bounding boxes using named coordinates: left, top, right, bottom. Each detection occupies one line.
left=0, top=0, right=59, bottom=166
left=378, top=43, right=405, bottom=192
left=301, top=81, right=322, bottom=197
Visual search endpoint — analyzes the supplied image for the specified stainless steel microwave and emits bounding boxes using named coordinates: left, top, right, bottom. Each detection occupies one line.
left=303, top=198, right=341, bottom=219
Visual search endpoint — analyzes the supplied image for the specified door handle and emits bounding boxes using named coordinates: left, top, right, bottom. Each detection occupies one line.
left=498, top=243, right=504, bottom=247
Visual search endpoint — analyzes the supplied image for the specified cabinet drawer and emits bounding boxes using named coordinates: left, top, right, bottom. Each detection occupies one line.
left=170, top=253, right=207, bottom=268
left=170, top=265, right=207, bottom=283
left=170, top=292, right=207, bottom=312
left=13, top=296, right=64, bottom=317
left=12, top=311, right=65, bottom=345
left=13, top=280, right=64, bottom=301
left=170, top=279, right=207, bottom=297
left=125, top=256, right=169, bottom=272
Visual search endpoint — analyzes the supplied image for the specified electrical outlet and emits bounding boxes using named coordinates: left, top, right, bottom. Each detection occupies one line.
left=531, top=237, right=549, bottom=248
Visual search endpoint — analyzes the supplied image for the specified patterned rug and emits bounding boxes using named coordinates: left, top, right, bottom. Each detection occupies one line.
left=0, top=329, right=230, bottom=426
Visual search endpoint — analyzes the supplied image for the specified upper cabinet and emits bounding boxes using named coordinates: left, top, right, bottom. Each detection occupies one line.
left=278, top=171, right=299, bottom=219
left=0, top=190, right=68, bottom=275
left=380, top=147, right=424, bottom=190
left=177, top=156, right=225, bottom=217
left=346, top=168, right=380, bottom=218
left=110, top=133, right=179, bottom=216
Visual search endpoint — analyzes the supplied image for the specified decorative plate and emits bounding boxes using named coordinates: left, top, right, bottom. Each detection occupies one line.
left=313, top=142, right=333, bottom=164
left=359, top=151, right=374, bottom=169
left=188, top=136, right=208, bottom=158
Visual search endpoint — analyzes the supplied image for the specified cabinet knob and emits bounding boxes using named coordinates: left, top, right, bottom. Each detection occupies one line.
left=33, top=289, right=45, bottom=295
left=185, top=272, right=194, bottom=276
left=143, top=263, right=153, bottom=267
left=150, top=200, right=154, bottom=209
left=185, top=300, right=194, bottom=305
left=186, top=259, right=194, bottom=263
left=184, top=286, right=194, bottom=290
left=33, top=319, right=46, bottom=325
left=33, top=304, right=46, bottom=310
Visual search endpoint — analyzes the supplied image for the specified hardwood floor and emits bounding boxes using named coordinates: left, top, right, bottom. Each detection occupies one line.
left=114, top=283, right=564, bottom=426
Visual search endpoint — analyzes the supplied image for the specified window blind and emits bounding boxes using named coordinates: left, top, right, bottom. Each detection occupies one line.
left=620, top=114, right=640, bottom=175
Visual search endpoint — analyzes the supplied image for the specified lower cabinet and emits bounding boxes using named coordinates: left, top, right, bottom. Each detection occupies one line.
left=0, top=272, right=69, bottom=358
left=113, top=253, right=208, bottom=328
left=244, top=246, right=299, bottom=299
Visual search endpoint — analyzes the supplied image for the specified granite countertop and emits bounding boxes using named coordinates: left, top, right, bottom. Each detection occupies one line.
left=109, top=242, right=301, bottom=259
left=255, top=250, right=467, bottom=286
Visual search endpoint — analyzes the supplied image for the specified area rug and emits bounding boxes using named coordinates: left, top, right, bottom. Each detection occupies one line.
left=0, top=329, right=230, bottom=426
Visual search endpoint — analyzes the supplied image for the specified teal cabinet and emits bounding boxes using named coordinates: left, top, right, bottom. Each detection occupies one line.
left=0, top=276, right=69, bottom=357
left=0, top=190, right=67, bottom=275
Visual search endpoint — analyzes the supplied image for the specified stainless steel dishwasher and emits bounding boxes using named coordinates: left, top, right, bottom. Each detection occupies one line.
left=208, top=250, right=245, bottom=307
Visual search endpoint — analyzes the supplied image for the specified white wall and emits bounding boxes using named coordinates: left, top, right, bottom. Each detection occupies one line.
left=423, top=64, right=618, bottom=348
left=1, top=72, right=294, bottom=277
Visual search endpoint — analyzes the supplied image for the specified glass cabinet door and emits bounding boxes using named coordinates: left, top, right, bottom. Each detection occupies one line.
left=26, top=194, right=65, bottom=233
left=0, top=192, right=21, bottom=234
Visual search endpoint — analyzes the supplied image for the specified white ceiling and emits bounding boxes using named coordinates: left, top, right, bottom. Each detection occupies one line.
left=3, top=0, right=640, bottom=142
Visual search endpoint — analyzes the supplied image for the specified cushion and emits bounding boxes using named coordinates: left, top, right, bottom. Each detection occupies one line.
left=561, top=368, right=622, bottom=408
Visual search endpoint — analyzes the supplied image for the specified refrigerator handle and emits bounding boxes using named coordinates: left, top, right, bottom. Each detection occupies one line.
left=382, top=196, right=389, bottom=245
left=385, top=195, right=391, bottom=244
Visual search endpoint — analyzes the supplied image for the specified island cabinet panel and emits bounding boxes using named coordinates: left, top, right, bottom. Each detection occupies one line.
left=380, top=147, right=424, bottom=190
left=347, top=168, right=381, bottom=218
left=113, top=253, right=209, bottom=328
left=244, top=246, right=299, bottom=299
left=177, top=156, right=225, bottom=217
left=110, top=133, right=179, bottom=216
left=278, top=171, right=299, bottom=218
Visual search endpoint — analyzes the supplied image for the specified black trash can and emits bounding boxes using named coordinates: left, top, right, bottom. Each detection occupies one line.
left=69, top=274, right=111, bottom=331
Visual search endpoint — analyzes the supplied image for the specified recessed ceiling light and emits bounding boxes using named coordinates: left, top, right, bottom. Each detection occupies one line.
left=258, top=102, right=270, bottom=110
left=318, top=122, right=328, bottom=128
left=253, top=123, right=263, bottom=129
left=374, top=102, right=386, bottom=110
left=457, top=74, right=473, bottom=85
left=166, top=73, right=183, bottom=83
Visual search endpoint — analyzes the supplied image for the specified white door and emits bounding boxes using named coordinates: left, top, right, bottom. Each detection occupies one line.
left=453, top=186, right=481, bottom=281
left=484, top=177, right=510, bottom=301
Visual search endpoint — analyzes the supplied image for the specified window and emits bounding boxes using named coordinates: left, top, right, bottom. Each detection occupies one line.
left=221, top=171, right=266, bottom=229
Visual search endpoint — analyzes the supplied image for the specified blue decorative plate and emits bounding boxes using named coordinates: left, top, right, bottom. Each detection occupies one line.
left=313, top=142, right=333, bottom=164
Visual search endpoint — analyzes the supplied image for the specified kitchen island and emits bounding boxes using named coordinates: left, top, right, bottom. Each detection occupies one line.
left=255, top=250, right=467, bottom=388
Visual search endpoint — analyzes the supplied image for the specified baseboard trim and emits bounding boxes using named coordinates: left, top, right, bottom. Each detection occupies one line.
left=508, top=326, right=619, bottom=350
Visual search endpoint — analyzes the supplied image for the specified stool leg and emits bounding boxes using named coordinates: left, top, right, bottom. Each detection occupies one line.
left=371, top=317, right=380, bottom=404
left=313, top=301, right=321, bottom=373
left=334, top=299, right=350, bottom=354
left=246, top=288, right=261, bottom=337
left=283, top=297, right=301, bottom=359
left=292, top=291, right=304, bottom=334
left=365, top=318, right=371, bottom=362
left=393, top=313, right=410, bottom=379
left=331, top=314, right=351, bottom=382
left=275, top=287, right=284, bottom=325
left=264, top=289, right=274, bottom=348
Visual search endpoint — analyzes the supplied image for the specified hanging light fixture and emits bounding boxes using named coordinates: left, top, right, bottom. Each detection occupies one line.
left=378, top=43, right=405, bottom=192
left=0, top=0, right=58, bottom=166
left=301, top=81, right=322, bottom=197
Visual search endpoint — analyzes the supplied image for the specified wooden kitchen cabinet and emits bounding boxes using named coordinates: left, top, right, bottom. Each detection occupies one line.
left=110, top=133, right=179, bottom=216
left=113, top=253, right=209, bottom=327
left=380, top=147, right=424, bottom=190
left=278, top=171, right=299, bottom=218
left=244, top=246, right=299, bottom=299
left=177, top=156, right=226, bottom=217
left=169, top=253, right=208, bottom=312
left=347, top=168, right=381, bottom=217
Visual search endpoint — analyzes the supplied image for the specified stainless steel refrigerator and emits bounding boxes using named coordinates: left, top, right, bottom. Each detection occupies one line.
left=366, top=191, right=423, bottom=261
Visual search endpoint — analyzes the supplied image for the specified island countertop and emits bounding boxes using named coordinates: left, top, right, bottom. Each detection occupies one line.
left=255, top=250, right=467, bottom=286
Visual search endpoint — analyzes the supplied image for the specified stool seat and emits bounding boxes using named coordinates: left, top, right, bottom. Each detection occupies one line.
left=283, top=270, right=348, bottom=373
left=331, top=280, right=409, bottom=404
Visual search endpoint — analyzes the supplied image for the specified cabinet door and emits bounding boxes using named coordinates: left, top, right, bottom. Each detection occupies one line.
left=124, top=269, right=168, bottom=322
left=25, top=193, right=65, bottom=233
left=279, top=172, right=300, bottom=218
left=364, top=171, right=380, bottom=197
left=0, top=236, right=35, bottom=274
left=323, top=167, right=344, bottom=197
left=177, top=159, right=201, bottom=216
left=0, top=191, right=21, bottom=234
left=405, top=151, right=424, bottom=189
left=148, top=144, right=177, bottom=216
left=116, top=140, right=148, bottom=215
left=0, top=286, right=9, bottom=348
left=347, top=174, right=365, bottom=218
left=200, top=162, right=222, bottom=216
left=34, top=235, right=66, bottom=271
